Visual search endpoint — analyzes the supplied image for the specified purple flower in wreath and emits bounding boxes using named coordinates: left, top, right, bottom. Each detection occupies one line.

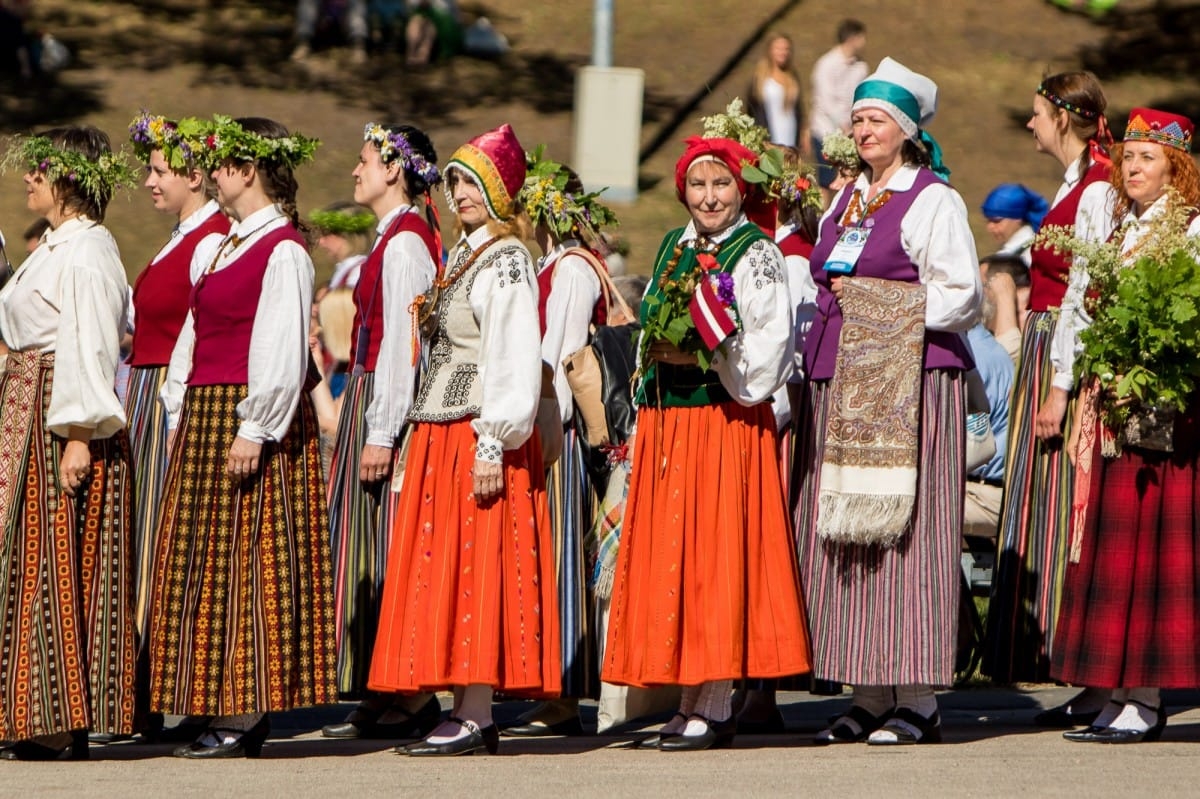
left=716, top=271, right=736, bottom=306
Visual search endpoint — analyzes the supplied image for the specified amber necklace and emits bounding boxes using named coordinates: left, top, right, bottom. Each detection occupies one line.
left=407, top=236, right=501, bottom=359
left=839, top=188, right=893, bottom=228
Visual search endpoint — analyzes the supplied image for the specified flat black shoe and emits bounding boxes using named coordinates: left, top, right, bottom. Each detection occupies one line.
left=0, top=731, right=88, bottom=761
left=658, top=716, right=736, bottom=752
left=866, top=708, right=942, bottom=745
left=736, top=708, right=786, bottom=735
left=1034, top=704, right=1101, bottom=728
left=815, top=705, right=892, bottom=744
left=399, top=717, right=499, bottom=756
left=1066, top=702, right=1166, bottom=744
left=323, top=696, right=442, bottom=740
left=502, top=715, right=585, bottom=737
left=173, top=716, right=270, bottom=759
left=87, top=732, right=135, bottom=745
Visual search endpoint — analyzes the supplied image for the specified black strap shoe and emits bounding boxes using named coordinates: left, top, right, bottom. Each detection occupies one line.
left=399, top=717, right=499, bottom=756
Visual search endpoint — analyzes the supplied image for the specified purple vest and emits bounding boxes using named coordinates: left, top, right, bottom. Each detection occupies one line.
left=803, top=167, right=974, bottom=380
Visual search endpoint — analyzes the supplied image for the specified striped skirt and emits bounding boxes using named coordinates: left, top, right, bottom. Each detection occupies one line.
left=327, top=372, right=399, bottom=697
left=1052, top=403, right=1200, bottom=688
left=0, top=351, right=137, bottom=739
left=602, top=402, right=812, bottom=688
left=367, top=419, right=561, bottom=696
left=124, top=365, right=170, bottom=637
left=983, top=312, right=1076, bottom=683
left=146, top=384, right=337, bottom=716
left=547, top=427, right=597, bottom=698
left=794, top=371, right=964, bottom=686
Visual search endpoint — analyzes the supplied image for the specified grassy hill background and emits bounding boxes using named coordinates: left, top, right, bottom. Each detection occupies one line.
left=2, top=0, right=1197, bottom=281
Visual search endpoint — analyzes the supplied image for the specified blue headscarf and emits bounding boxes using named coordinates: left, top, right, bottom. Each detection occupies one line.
left=981, top=184, right=1050, bottom=231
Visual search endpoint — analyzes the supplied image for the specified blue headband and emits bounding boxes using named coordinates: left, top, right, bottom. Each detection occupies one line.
left=981, top=183, right=1050, bottom=231
left=853, top=79, right=950, bottom=181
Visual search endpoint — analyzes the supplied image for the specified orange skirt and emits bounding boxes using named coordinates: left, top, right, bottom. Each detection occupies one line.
left=367, top=419, right=561, bottom=696
left=602, top=402, right=812, bottom=687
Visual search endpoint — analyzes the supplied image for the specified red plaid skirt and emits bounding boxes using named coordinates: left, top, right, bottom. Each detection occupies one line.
left=1052, top=403, right=1200, bottom=688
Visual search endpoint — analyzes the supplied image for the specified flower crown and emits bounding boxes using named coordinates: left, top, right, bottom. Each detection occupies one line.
left=363, top=123, right=441, bottom=186
left=196, top=115, right=320, bottom=170
left=309, top=207, right=376, bottom=236
left=700, top=98, right=770, bottom=155
left=1, top=134, right=138, bottom=205
left=129, top=111, right=204, bottom=170
left=820, top=130, right=861, bottom=173
left=740, top=147, right=823, bottom=213
left=519, top=145, right=619, bottom=241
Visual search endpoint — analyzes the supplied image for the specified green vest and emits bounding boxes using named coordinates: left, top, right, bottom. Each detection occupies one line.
left=637, top=222, right=768, bottom=408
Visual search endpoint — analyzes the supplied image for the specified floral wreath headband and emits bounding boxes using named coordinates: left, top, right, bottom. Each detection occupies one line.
left=195, top=115, right=320, bottom=170
left=1, top=134, right=138, bottom=205
left=519, top=144, right=618, bottom=240
left=129, top=111, right=202, bottom=171
left=1036, top=83, right=1100, bottom=120
left=363, top=123, right=441, bottom=187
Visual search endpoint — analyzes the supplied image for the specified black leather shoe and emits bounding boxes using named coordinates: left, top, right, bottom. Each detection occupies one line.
left=815, top=705, right=892, bottom=744
left=87, top=732, right=135, bottom=745
left=736, top=708, right=786, bottom=735
left=1066, top=703, right=1166, bottom=744
left=657, top=716, right=736, bottom=751
left=866, top=708, right=942, bottom=745
left=502, top=715, right=585, bottom=737
left=173, top=716, right=270, bottom=759
left=323, top=696, right=441, bottom=739
left=1034, top=704, right=1101, bottom=728
left=399, top=717, right=499, bottom=756
left=0, top=731, right=88, bottom=761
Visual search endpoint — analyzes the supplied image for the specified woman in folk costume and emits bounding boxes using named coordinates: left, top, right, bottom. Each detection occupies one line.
left=794, top=58, right=981, bottom=745
left=602, top=135, right=811, bottom=752
left=983, top=72, right=1117, bottom=714
left=1052, top=109, right=1200, bottom=744
left=125, top=113, right=231, bottom=743
left=0, top=126, right=137, bottom=760
left=368, top=124, right=560, bottom=757
left=147, top=116, right=336, bottom=759
left=320, top=123, right=443, bottom=742
left=500, top=149, right=618, bottom=738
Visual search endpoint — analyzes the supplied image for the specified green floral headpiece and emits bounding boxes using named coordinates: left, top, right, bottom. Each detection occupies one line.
left=700, top=98, right=769, bottom=156
left=1, top=134, right=138, bottom=206
left=741, top=147, right=823, bottom=214
left=194, top=115, right=320, bottom=170
left=128, top=111, right=209, bottom=171
left=309, top=207, right=376, bottom=236
left=519, top=145, right=618, bottom=241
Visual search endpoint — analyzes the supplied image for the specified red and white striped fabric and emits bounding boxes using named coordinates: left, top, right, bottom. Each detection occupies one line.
left=689, top=275, right=737, bottom=350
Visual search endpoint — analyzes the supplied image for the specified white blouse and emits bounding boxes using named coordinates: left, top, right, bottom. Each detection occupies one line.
left=820, top=166, right=982, bottom=334
left=457, top=226, right=543, bottom=461
left=0, top=217, right=128, bottom=439
left=996, top=224, right=1036, bottom=267
left=162, top=204, right=315, bottom=444
left=363, top=205, right=438, bottom=448
left=671, top=214, right=794, bottom=406
left=1048, top=163, right=1119, bottom=392
left=539, top=240, right=601, bottom=425
left=1052, top=194, right=1200, bottom=391
left=329, top=253, right=367, bottom=290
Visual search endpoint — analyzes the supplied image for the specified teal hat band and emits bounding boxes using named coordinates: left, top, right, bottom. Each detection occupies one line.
left=853, top=80, right=921, bottom=130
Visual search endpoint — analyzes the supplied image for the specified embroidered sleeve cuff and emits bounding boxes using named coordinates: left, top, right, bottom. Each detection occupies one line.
left=475, top=434, right=504, bottom=465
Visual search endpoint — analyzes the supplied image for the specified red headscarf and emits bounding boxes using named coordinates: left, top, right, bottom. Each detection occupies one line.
left=674, top=136, right=776, bottom=235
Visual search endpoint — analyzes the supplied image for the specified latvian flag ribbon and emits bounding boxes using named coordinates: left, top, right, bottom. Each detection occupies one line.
left=689, top=274, right=738, bottom=351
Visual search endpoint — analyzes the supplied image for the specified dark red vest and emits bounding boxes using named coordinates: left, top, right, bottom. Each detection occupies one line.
left=537, top=246, right=607, bottom=337
left=130, top=210, right=230, bottom=367
left=1027, top=161, right=1111, bottom=312
left=777, top=227, right=815, bottom=261
left=188, top=225, right=306, bottom=386
left=348, top=210, right=440, bottom=372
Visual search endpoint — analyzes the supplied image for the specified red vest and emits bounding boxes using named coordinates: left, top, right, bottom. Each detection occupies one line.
left=129, top=211, right=230, bottom=367
left=1028, top=161, right=1111, bottom=312
left=187, top=225, right=306, bottom=386
left=537, top=246, right=607, bottom=337
left=349, top=210, right=440, bottom=372
left=777, top=227, right=815, bottom=261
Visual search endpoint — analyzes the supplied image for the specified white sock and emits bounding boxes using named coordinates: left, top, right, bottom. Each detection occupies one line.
left=427, top=684, right=492, bottom=743
left=662, top=686, right=701, bottom=735
left=1110, top=688, right=1161, bottom=732
left=1091, top=688, right=1128, bottom=728
left=894, top=684, right=937, bottom=718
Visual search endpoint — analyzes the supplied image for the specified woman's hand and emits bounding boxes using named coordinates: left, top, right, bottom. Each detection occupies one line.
left=473, top=458, right=504, bottom=502
left=59, top=439, right=92, bottom=498
left=226, top=435, right=262, bottom=480
left=646, top=339, right=699, bottom=366
left=829, top=276, right=844, bottom=302
left=1034, top=387, right=1069, bottom=441
left=359, top=443, right=393, bottom=483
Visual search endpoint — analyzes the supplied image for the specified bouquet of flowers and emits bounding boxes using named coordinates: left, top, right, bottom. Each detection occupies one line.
left=821, top=130, right=861, bottom=175
left=741, top=147, right=823, bottom=214
left=640, top=246, right=737, bottom=373
left=1039, top=190, right=1200, bottom=437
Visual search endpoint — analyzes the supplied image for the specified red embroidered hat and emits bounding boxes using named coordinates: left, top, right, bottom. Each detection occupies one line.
left=1124, top=107, right=1194, bottom=153
left=444, top=124, right=527, bottom=220
left=675, top=136, right=776, bottom=234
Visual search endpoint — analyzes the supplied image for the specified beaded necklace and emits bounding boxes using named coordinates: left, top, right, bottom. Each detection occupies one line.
left=409, top=235, right=501, bottom=347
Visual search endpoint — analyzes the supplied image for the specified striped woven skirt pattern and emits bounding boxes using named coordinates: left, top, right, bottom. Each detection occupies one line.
left=546, top=427, right=597, bottom=698
left=367, top=419, right=561, bottom=696
left=327, top=371, right=398, bottom=697
left=794, top=371, right=964, bottom=686
left=124, top=364, right=170, bottom=636
left=602, top=402, right=812, bottom=688
left=0, top=351, right=137, bottom=739
left=983, top=312, right=1076, bottom=683
left=146, top=383, right=337, bottom=716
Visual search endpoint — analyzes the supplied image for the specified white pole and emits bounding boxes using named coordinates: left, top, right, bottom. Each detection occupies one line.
left=593, top=0, right=613, bottom=68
